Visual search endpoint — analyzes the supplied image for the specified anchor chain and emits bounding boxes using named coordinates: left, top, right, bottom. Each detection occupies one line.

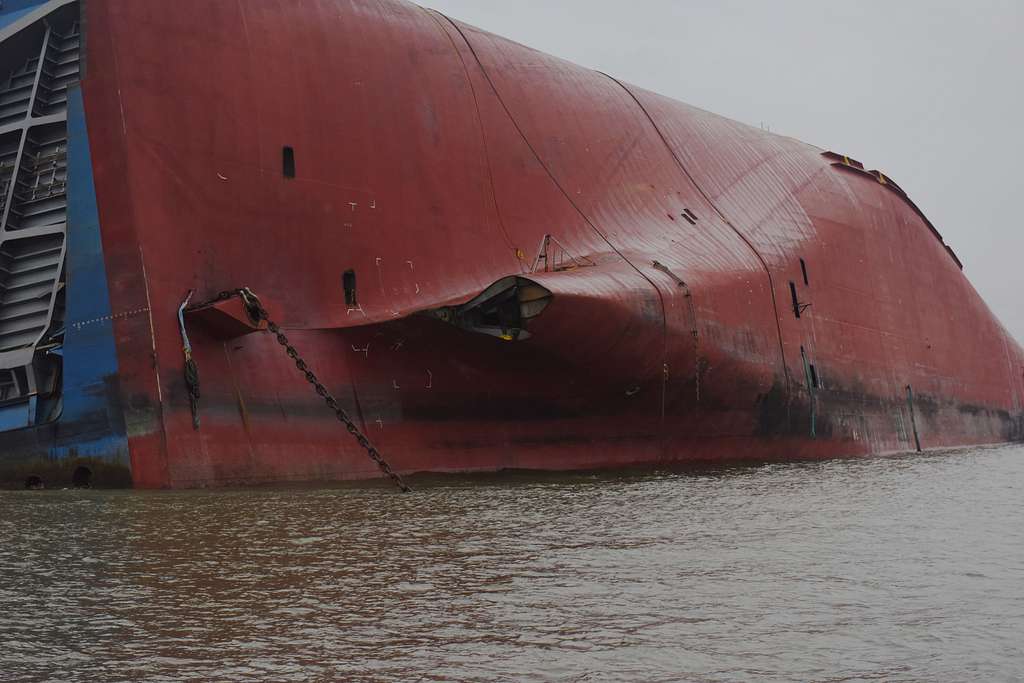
left=186, top=288, right=411, bottom=493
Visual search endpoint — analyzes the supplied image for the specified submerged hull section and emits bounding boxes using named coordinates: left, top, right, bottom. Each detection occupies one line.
left=1, top=0, right=1021, bottom=487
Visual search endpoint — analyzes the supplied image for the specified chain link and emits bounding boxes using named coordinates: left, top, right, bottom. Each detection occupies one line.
left=186, top=290, right=240, bottom=311
left=189, top=288, right=411, bottom=493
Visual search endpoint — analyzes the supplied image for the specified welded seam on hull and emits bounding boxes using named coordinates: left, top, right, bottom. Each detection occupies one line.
left=601, top=74, right=792, bottom=399
left=137, top=245, right=171, bottom=483
left=433, top=13, right=672, bottom=435
left=420, top=8, right=521, bottom=266
left=87, top=2, right=174, bottom=485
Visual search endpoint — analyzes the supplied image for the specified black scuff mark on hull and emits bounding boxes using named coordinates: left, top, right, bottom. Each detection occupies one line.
left=1, top=457, right=132, bottom=489
left=431, top=432, right=661, bottom=451
left=1004, top=413, right=1024, bottom=442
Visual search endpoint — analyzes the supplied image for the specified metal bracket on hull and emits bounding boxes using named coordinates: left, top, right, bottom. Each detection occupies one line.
left=185, top=295, right=266, bottom=339
left=530, top=234, right=594, bottom=274
left=177, top=289, right=272, bottom=430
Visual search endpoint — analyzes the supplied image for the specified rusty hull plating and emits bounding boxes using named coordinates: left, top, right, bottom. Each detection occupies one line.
left=0, top=0, right=1021, bottom=488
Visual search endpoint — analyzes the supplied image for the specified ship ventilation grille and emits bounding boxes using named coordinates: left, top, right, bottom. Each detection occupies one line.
left=0, top=233, right=64, bottom=351
left=0, top=133, right=18, bottom=217
left=5, top=124, right=67, bottom=230
left=0, top=0, right=80, bottom=429
left=32, top=23, right=80, bottom=118
left=0, top=365, right=31, bottom=405
left=0, top=53, right=39, bottom=128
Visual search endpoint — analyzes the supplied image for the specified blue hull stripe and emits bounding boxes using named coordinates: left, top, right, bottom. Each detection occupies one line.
left=52, top=86, right=130, bottom=464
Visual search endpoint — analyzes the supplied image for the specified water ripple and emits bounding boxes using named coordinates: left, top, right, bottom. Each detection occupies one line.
left=2, top=446, right=1023, bottom=681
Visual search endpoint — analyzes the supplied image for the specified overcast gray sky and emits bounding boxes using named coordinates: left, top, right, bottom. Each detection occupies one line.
left=425, top=0, right=1024, bottom=342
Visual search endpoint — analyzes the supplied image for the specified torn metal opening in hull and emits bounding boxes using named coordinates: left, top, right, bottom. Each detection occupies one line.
left=426, top=276, right=552, bottom=341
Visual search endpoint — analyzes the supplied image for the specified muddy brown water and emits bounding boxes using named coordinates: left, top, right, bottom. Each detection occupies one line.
left=2, top=445, right=1023, bottom=682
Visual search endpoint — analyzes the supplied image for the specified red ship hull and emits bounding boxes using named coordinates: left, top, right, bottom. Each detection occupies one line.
left=1, top=0, right=1021, bottom=488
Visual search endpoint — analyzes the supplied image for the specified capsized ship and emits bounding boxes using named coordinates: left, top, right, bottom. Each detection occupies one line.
left=1, top=0, right=1021, bottom=488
